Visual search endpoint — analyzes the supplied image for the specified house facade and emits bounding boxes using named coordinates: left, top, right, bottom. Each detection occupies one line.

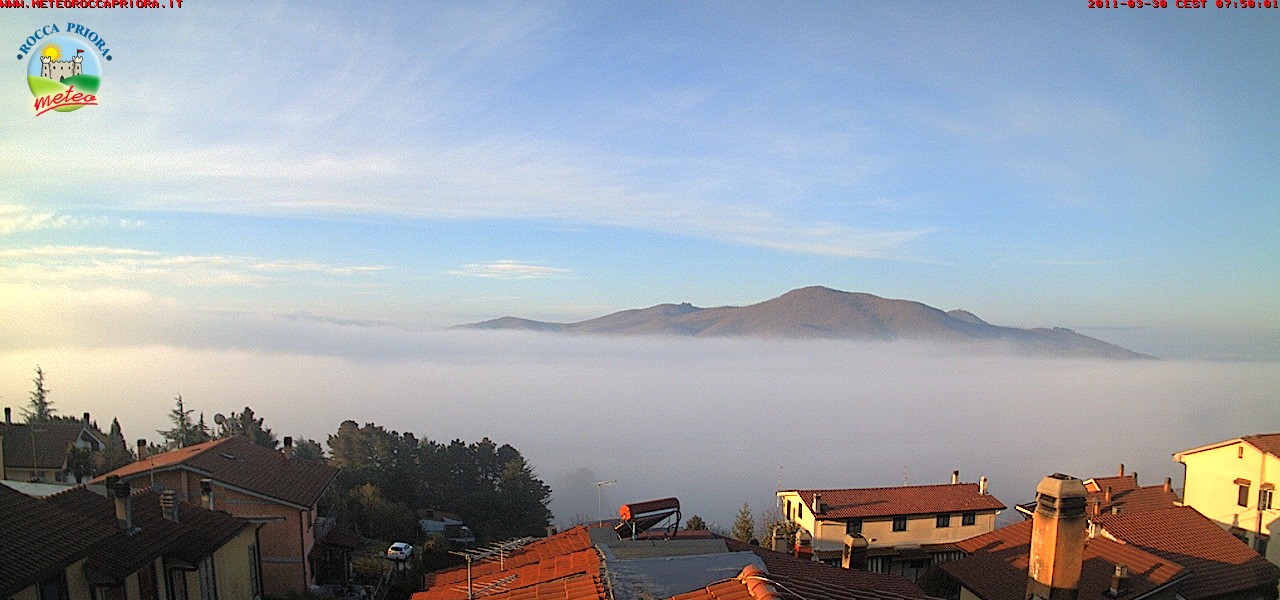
left=1175, top=433, right=1280, bottom=568
left=0, top=410, right=106, bottom=484
left=776, top=474, right=1005, bottom=581
left=0, top=481, right=260, bottom=600
left=97, top=436, right=339, bottom=599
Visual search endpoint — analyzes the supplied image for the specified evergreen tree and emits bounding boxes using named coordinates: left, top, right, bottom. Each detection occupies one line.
left=686, top=515, right=708, bottom=530
left=291, top=437, right=325, bottom=461
left=22, top=365, right=56, bottom=424
left=216, top=406, right=278, bottom=449
left=101, top=418, right=134, bottom=472
left=159, top=395, right=211, bottom=449
left=732, top=503, right=755, bottom=542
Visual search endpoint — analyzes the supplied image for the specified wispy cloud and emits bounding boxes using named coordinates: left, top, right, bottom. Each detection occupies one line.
left=0, top=246, right=388, bottom=288
left=0, top=206, right=146, bottom=235
left=450, top=260, right=571, bottom=279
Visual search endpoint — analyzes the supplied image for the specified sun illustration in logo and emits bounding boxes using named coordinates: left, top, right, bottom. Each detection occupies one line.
left=39, top=43, right=62, bottom=61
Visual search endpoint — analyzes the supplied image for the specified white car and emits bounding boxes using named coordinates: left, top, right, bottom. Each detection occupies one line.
left=387, top=542, right=413, bottom=561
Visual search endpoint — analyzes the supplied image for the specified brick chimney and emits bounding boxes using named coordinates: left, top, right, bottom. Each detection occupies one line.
left=200, top=478, right=214, bottom=510
left=282, top=436, right=293, bottom=460
left=1117, top=463, right=1124, bottom=477
left=1027, top=474, right=1088, bottom=600
left=160, top=490, right=180, bottom=523
left=1103, top=487, right=1112, bottom=503
left=113, top=480, right=135, bottom=534
left=1163, top=478, right=1172, bottom=493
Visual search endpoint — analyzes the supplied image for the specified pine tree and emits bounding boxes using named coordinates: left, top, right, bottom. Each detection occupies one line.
left=216, top=406, right=278, bottom=449
left=22, top=365, right=56, bottom=424
left=101, top=418, right=134, bottom=472
left=686, top=515, right=708, bottom=530
left=732, top=503, right=755, bottom=542
left=159, top=395, right=210, bottom=449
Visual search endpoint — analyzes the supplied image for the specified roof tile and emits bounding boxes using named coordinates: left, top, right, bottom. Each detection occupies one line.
left=786, top=484, right=1006, bottom=519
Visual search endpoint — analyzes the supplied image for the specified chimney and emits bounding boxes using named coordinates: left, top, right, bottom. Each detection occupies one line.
left=4, top=407, right=10, bottom=424
left=1104, top=487, right=1112, bottom=503
left=1130, top=471, right=1137, bottom=483
left=952, top=470, right=960, bottom=485
left=813, top=493, right=824, bottom=514
left=979, top=476, right=989, bottom=496
left=113, top=480, right=135, bottom=533
left=160, top=490, right=180, bottom=522
left=1117, top=463, right=1124, bottom=477
left=283, top=436, right=293, bottom=460
left=1108, top=564, right=1130, bottom=597
left=1026, top=474, right=1088, bottom=600
left=1163, top=477, right=1172, bottom=493
left=136, top=439, right=148, bottom=461
left=200, top=478, right=214, bottom=510
left=82, top=411, right=90, bottom=424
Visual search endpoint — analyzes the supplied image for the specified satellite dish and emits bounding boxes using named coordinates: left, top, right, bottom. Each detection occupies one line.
left=213, top=413, right=226, bottom=425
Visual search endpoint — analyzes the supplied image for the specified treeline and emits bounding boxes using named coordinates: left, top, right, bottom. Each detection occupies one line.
left=327, top=421, right=553, bottom=542
left=11, top=367, right=554, bottom=545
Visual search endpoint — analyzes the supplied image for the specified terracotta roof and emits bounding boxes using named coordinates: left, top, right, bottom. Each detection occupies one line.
left=1082, top=474, right=1140, bottom=493
left=1242, top=433, right=1280, bottom=457
left=785, top=484, right=1006, bottom=519
left=941, top=520, right=1185, bottom=600
left=424, top=526, right=595, bottom=589
left=668, top=565, right=781, bottom=600
left=1084, top=481, right=1179, bottom=515
left=98, top=436, right=339, bottom=508
left=0, top=419, right=103, bottom=470
left=43, top=486, right=252, bottom=585
left=722, top=538, right=934, bottom=600
left=0, top=485, right=113, bottom=595
left=1093, top=506, right=1280, bottom=600
left=416, top=549, right=601, bottom=600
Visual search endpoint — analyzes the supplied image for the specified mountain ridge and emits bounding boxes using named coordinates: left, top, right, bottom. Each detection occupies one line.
left=453, top=286, right=1153, bottom=359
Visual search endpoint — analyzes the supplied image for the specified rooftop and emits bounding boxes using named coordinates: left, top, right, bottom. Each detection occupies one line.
left=1174, top=432, right=1280, bottom=460
left=0, top=417, right=104, bottom=471
left=97, top=435, right=339, bottom=508
left=781, top=484, right=1006, bottom=519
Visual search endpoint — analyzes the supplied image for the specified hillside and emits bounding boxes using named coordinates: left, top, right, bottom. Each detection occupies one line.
left=454, top=286, right=1153, bottom=359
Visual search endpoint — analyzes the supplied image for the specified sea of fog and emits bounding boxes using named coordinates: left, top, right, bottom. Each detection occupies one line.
left=3, top=330, right=1277, bottom=529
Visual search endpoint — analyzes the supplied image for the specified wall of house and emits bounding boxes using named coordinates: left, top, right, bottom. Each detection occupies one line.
left=120, top=469, right=313, bottom=598
left=1179, top=441, right=1279, bottom=566
left=854, top=512, right=998, bottom=548
left=212, top=525, right=261, bottom=600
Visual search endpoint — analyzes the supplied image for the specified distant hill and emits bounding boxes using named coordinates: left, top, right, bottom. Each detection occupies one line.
left=454, top=286, right=1154, bottom=359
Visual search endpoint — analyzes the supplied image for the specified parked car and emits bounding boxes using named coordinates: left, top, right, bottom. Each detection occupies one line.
left=387, top=542, right=413, bottom=561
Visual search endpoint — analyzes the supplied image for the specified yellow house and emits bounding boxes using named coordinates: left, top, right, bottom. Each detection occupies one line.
left=1174, top=433, right=1280, bottom=568
left=0, top=480, right=261, bottom=600
left=776, top=473, right=1004, bottom=581
left=97, top=436, right=340, bottom=598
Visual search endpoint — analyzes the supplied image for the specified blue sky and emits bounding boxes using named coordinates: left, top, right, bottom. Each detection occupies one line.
left=2, top=3, right=1278, bottom=356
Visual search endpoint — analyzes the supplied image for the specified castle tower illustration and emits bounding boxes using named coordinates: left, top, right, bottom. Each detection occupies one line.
left=40, top=55, right=83, bottom=82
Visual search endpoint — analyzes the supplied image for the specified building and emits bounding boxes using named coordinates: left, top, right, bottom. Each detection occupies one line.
left=935, top=474, right=1280, bottom=600
left=40, top=54, right=84, bottom=81
left=0, top=409, right=107, bottom=484
left=0, top=480, right=260, bottom=600
left=96, top=436, right=340, bottom=598
left=418, top=509, right=476, bottom=544
left=1175, top=434, right=1280, bottom=567
left=776, top=473, right=1005, bottom=580
left=414, top=514, right=941, bottom=600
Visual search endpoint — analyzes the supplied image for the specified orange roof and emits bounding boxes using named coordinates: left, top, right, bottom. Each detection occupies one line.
left=1083, top=480, right=1179, bottom=515
left=415, top=549, right=601, bottom=600
left=97, top=436, right=338, bottom=508
left=785, top=484, right=1005, bottom=519
left=1094, top=506, right=1280, bottom=600
left=668, top=565, right=781, bottom=600
left=941, top=520, right=1185, bottom=600
left=1242, top=432, right=1280, bottom=457
left=424, top=526, right=594, bottom=589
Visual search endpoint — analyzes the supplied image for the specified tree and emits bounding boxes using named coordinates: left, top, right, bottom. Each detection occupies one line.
left=158, top=395, right=211, bottom=449
left=22, top=365, right=56, bottom=424
left=100, top=418, right=134, bottom=472
left=732, top=503, right=755, bottom=542
left=757, top=507, right=799, bottom=552
left=291, top=437, right=325, bottom=461
left=216, top=406, right=278, bottom=449
left=65, top=444, right=96, bottom=482
left=686, top=515, right=708, bottom=530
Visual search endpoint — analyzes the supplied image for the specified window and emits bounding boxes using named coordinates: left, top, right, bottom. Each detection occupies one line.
left=784, top=499, right=791, bottom=519
left=936, top=514, right=951, bottom=528
left=846, top=519, right=862, bottom=535
left=962, top=512, right=976, bottom=526
left=892, top=517, right=907, bottom=532
left=38, top=572, right=69, bottom=600
left=198, top=557, right=218, bottom=600
left=1261, top=488, right=1274, bottom=511
left=1239, top=484, right=1251, bottom=507
left=138, top=561, right=160, bottom=600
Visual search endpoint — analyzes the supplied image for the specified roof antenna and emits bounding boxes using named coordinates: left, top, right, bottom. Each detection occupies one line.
left=902, top=466, right=909, bottom=486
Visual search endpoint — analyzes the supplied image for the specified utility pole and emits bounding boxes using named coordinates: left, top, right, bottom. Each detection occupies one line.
left=596, top=480, right=616, bottom=525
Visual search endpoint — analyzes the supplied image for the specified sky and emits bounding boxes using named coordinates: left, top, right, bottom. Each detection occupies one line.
left=1, top=3, right=1278, bottom=526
